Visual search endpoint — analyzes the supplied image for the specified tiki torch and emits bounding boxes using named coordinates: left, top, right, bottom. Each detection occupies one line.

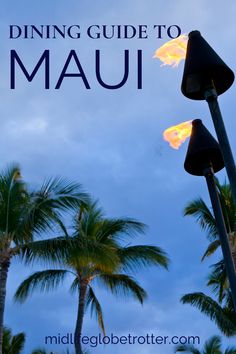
left=181, top=31, right=236, bottom=205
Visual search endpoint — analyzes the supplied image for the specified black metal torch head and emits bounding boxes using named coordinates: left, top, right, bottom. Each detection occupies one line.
left=184, top=119, right=224, bottom=176
left=181, top=30, right=234, bottom=100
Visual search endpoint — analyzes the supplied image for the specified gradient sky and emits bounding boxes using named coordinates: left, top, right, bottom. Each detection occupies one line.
left=1, top=1, right=236, bottom=353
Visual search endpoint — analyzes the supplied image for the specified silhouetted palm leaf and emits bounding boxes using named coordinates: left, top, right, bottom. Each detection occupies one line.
left=181, top=293, right=236, bottom=336
left=2, top=326, right=25, bottom=354
left=175, top=334, right=235, bottom=354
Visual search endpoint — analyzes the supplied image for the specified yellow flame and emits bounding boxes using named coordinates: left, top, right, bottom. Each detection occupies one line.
left=163, top=120, right=192, bottom=149
left=154, top=34, right=188, bottom=67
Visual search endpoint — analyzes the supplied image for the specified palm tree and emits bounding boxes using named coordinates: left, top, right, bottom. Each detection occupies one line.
left=14, top=200, right=169, bottom=354
left=0, top=163, right=89, bottom=354
left=184, top=179, right=236, bottom=262
left=2, top=327, right=25, bottom=354
left=181, top=179, right=236, bottom=335
left=175, top=334, right=236, bottom=353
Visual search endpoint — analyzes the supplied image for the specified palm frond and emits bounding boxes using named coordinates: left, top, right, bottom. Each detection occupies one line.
left=34, top=176, right=89, bottom=211
left=175, top=344, right=200, bottom=353
left=224, top=290, right=235, bottom=311
left=181, top=292, right=236, bottom=336
left=94, top=218, right=146, bottom=242
left=216, top=179, right=236, bottom=234
left=225, top=347, right=236, bottom=354
left=70, top=277, right=79, bottom=294
left=117, top=245, right=169, bottom=272
left=0, top=163, right=30, bottom=242
left=14, top=269, right=69, bottom=303
left=184, top=198, right=218, bottom=241
left=201, top=240, right=221, bottom=261
left=73, top=200, right=103, bottom=234
left=67, top=237, right=119, bottom=272
left=10, top=332, right=26, bottom=354
left=2, top=326, right=25, bottom=354
left=207, top=260, right=228, bottom=303
left=203, top=335, right=221, bottom=353
left=85, top=286, right=105, bottom=335
left=25, top=177, right=89, bottom=235
left=74, top=200, right=146, bottom=242
left=2, top=327, right=11, bottom=352
left=97, top=274, right=146, bottom=304
left=20, top=237, right=73, bottom=266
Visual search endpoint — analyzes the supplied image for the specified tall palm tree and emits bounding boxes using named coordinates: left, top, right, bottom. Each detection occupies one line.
left=0, top=163, right=89, bottom=354
left=14, top=201, right=169, bottom=354
left=184, top=179, right=236, bottom=262
left=175, top=334, right=236, bottom=353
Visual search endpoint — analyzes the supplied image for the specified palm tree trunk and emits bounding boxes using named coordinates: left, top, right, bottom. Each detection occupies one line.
left=74, top=280, right=88, bottom=354
left=0, top=260, right=10, bottom=354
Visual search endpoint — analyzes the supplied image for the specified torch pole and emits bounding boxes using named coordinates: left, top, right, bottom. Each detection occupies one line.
left=205, top=87, right=236, bottom=205
left=204, top=165, right=236, bottom=310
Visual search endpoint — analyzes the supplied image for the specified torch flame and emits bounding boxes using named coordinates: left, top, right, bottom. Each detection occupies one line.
left=154, top=34, right=188, bottom=67
left=163, top=120, right=192, bottom=149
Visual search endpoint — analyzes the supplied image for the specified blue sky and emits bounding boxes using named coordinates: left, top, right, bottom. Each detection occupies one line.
left=1, top=1, right=236, bottom=353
